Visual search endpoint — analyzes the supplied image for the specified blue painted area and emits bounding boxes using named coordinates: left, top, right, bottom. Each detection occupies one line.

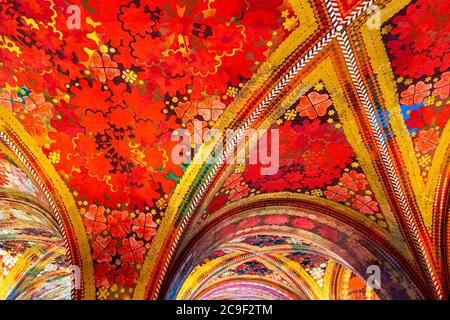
left=16, top=85, right=31, bottom=101
left=375, top=104, right=392, bottom=139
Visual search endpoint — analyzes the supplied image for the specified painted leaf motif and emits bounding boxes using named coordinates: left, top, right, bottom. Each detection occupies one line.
left=324, top=185, right=350, bottom=202
left=340, top=171, right=368, bottom=191
left=433, top=72, right=450, bottom=99
left=115, top=263, right=138, bottom=289
left=92, top=235, right=117, bottom=263
left=175, top=101, right=197, bottom=123
left=89, top=52, right=120, bottom=83
left=132, top=212, right=157, bottom=241
left=107, top=210, right=132, bottom=238
left=414, top=128, right=440, bottom=153
left=94, top=263, right=116, bottom=289
left=83, top=204, right=107, bottom=236
left=351, top=195, right=379, bottom=215
left=296, top=92, right=332, bottom=119
left=197, top=96, right=226, bottom=121
left=400, top=82, right=431, bottom=105
left=118, top=236, right=146, bottom=264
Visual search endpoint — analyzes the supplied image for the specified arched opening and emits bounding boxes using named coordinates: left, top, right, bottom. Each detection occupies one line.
left=161, top=197, right=428, bottom=300
left=0, top=150, right=74, bottom=299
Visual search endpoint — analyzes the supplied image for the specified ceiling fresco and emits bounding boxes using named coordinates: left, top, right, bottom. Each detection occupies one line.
left=0, top=0, right=449, bottom=300
left=200, top=84, right=391, bottom=229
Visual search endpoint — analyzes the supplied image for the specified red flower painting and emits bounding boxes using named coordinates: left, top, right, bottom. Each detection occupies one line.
left=387, top=0, right=450, bottom=79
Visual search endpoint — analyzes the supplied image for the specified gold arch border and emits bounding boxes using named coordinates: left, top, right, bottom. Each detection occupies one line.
left=359, top=0, right=450, bottom=231
left=0, top=109, right=95, bottom=299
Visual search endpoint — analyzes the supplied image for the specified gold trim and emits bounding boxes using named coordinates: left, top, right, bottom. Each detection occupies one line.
left=322, top=259, right=336, bottom=299
left=272, top=253, right=323, bottom=299
left=359, top=0, right=449, bottom=230
left=0, top=110, right=95, bottom=300
left=311, top=58, right=406, bottom=251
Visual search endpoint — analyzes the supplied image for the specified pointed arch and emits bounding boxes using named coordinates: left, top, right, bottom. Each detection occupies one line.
left=159, top=193, right=430, bottom=299
left=0, top=110, right=94, bottom=299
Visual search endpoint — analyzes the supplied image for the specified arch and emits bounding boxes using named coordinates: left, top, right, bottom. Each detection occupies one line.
left=0, top=111, right=95, bottom=299
left=193, top=278, right=306, bottom=300
left=175, top=252, right=320, bottom=300
left=0, top=151, right=71, bottom=299
left=160, top=194, right=430, bottom=299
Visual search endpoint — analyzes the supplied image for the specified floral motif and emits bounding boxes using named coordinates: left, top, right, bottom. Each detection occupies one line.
left=400, top=82, right=431, bottom=106
left=387, top=0, right=450, bottom=78
left=292, top=217, right=315, bottom=230
left=132, top=213, right=157, bottom=241
left=175, top=101, right=197, bottom=123
left=115, top=263, right=138, bottom=289
left=340, top=171, right=369, bottom=191
left=414, top=128, right=440, bottom=153
left=95, top=263, right=117, bottom=289
left=433, top=72, right=450, bottom=99
left=351, top=195, right=379, bottom=215
left=405, top=105, right=450, bottom=132
left=296, top=92, right=332, bottom=119
left=118, top=237, right=146, bottom=264
left=107, top=210, right=132, bottom=238
left=264, top=215, right=289, bottom=225
left=241, top=235, right=288, bottom=247
left=197, top=96, right=226, bottom=122
left=83, top=205, right=107, bottom=236
left=92, top=236, right=117, bottom=263
left=324, top=185, right=351, bottom=202
left=89, top=52, right=121, bottom=83
left=234, top=260, right=272, bottom=276
left=243, top=119, right=354, bottom=192
left=223, top=173, right=250, bottom=201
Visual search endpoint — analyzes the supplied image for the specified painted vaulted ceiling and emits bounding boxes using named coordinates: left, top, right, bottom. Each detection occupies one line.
left=0, top=0, right=449, bottom=300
